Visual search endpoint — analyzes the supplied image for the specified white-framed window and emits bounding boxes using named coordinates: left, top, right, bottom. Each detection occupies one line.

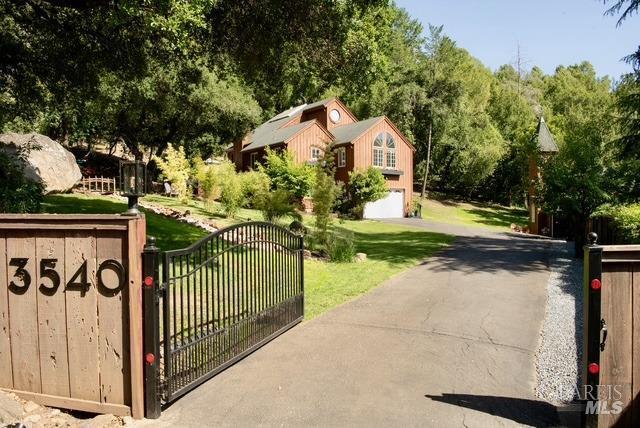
left=386, top=134, right=396, bottom=169
left=337, top=147, right=346, bottom=167
left=373, top=133, right=384, bottom=167
left=311, top=146, right=322, bottom=161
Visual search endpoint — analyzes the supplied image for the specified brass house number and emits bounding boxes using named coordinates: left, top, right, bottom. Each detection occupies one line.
left=7, top=258, right=126, bottom=297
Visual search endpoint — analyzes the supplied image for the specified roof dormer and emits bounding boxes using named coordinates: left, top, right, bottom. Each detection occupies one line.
left=300, top=98, right=358, bottom=131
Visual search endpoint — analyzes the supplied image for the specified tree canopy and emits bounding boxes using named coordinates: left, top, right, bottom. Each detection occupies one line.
left=1, top=0, right=635, bottom=229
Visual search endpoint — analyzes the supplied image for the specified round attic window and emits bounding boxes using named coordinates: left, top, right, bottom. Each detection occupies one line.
left=329, top=109, right=341, bottom=123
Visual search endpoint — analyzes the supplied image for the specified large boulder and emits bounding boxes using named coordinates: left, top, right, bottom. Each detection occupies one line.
left=0, top=133, right=82, bottom=194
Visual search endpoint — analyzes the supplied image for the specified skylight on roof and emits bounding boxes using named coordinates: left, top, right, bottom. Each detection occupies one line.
left=269, top=103, right=308, bottom=122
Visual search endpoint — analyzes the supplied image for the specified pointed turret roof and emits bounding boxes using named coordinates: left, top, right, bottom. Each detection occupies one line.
left=535, top=117, right=558, bottom=153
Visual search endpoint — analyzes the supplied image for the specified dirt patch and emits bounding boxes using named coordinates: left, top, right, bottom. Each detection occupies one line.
left=0, top=390, right=131, bottom=428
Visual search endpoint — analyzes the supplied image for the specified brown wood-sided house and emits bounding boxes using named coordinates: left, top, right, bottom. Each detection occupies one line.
left=228, top=98, right=415, bottom=218
left=528, top=116, right=559, bottom=235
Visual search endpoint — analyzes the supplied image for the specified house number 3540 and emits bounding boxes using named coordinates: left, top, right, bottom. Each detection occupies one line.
left=7, top=258, right=126, bottom=296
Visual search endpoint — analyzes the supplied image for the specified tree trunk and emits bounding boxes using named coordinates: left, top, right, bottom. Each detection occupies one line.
left=420, top=122, right=433, bottom=199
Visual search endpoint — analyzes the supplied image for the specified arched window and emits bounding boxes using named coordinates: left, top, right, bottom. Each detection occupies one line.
left=386, top=133, right=396, bottom=169
left=373, top=133, right=384, bottom=167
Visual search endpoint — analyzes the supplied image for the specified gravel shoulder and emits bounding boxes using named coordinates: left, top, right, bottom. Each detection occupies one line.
left=535, top=241, right=583, bottom=404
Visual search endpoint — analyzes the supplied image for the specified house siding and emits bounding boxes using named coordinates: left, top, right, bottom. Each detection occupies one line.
left=285, top=121, right=333, bottom=164
left=334, top=144, right=354, bottom=184
left=231, top=136, right=250, bottom=169
left=351, top=118, right=414, bottom=215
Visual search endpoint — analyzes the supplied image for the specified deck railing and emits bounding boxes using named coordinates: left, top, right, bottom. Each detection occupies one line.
left=79, top=176, right=117, bottom=194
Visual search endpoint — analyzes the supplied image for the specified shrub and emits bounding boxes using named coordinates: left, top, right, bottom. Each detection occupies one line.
left=345, top=167, right=388, bottom=219
left=216, top=160, right=244, bottom=217
left=156, top=144, right=191, bottom=202
left=326, top=229, right=355, bottom=262
left=411, top=198, right=422, bottom=217
left=194, top=158, right=244, bottom=217
left=259, top=148, right=315, bottom=200
left=289, top=220, right=308, bottom=236
left=0, top=147, right=45, bottom=213
left=241, top=170, right=271, bottom=208
left=593, top=203, right=640, bottom=243
left=312, top=155, right=340, bottom=245
left=258, top=188, right=301, bottom=224
left=193, top=158, right=220, bottom=208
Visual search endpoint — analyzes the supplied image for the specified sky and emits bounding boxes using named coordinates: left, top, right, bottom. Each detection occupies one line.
left=396, top=0, right=639, bottom=79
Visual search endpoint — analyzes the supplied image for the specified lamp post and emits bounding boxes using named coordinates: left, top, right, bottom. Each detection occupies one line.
left=120, top=160, right=147, bottom=215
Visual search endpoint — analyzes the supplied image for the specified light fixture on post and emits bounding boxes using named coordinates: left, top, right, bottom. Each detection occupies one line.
left=120, top=160, right=147, bottom=215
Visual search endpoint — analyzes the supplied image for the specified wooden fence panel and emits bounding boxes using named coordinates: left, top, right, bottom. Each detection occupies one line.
left=633, top=265, right=640, bottom=428
left=97, top=230, right=130, bottom=406
left=0, top=232, right=11, bottom=389
left=7, top=231, right=40, bottom=392
left=600, top=262, right=633, bottom=427
left=0, top=215, right=145, bottom=418
left=65, top=231, right=100, bottom=402
left=585, top=245, right=640, bottom=427
left=36, top=232, right=70, bottom=397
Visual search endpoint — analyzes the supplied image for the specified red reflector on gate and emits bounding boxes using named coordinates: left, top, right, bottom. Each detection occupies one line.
left=588, top=363, right=599, bottom=374
left=590, top=279, right=601, bottom=291
left=144, top=276, right=154, bottom=287
left=145, top=353, right=155, bottom=365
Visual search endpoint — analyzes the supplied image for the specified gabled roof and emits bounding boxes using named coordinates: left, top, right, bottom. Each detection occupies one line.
left=302, top=97, right=334, bottom=111
left=240, top=99, right=414, bottom=154
left=240, top=98, right=339, bottom=152
left=331, top=116, right=416, bottom=152
left=331, top=116, right=384, bottom=145
left=536, top=117, right=558, bottom=152
left=241, top=120, right=310, bottom=152
left=270, top=103, right=308, bottom=121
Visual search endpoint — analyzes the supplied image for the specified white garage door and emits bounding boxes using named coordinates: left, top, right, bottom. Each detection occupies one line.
left=363, top=190, right=404, bottom=219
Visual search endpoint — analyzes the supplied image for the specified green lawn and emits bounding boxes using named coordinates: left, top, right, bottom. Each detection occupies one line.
left=43, top=194, right=208, bottom=250
left=305, top=220, right=452, bottom=318
left=43, top=193, right=452, bottom=319
left=142, top=194, right=265, bottom=228
left=420, top=197, right=528, bottom=231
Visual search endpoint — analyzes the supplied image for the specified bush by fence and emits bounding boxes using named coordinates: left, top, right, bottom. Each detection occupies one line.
left=590, top=203, right=640, bottom=245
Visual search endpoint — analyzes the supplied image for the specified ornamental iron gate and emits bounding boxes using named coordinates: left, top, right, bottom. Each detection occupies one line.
left=142, top=222, right=304, bottom=418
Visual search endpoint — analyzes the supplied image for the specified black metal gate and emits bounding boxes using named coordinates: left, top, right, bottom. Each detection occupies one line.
left=142, top=221, right=304, bottom=417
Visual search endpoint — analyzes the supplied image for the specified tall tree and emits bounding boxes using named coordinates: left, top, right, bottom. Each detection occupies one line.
left=427, top=39, right=506, bottom=194
left=484, top=66, right=537, bottom=205
left=0, top=0, right=212, bottom=138
left=87, top=61, right=261, bottom=159
left=540, top=63, right=616, bottom=254
left=603, top=0, right=640, bottom=202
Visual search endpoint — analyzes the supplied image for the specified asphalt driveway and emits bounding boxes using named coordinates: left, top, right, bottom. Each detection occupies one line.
left=145, top=219, right=558, bottom=427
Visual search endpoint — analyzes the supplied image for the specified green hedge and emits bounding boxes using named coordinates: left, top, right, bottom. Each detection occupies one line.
left=592, top=203, right=640, bottom=243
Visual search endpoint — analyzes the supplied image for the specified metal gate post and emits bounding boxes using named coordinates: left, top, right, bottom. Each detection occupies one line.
left=142, top=236, right=161, bottom=419
left=298, top=234, right=305, bottom=316
left=583, top=232, right=602, bottom=428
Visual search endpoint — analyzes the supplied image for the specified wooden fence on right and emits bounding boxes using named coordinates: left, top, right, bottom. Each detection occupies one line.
left=584, top=240, right=640, bottom=427
left=589, top=217, right=623, bottom=246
